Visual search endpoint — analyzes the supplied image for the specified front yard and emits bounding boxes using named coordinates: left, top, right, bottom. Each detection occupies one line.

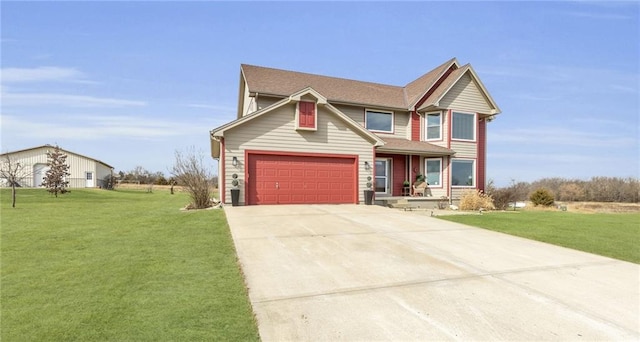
left=437, top=211, right=640, bottom=264
left=1, top=188, right=259, bottom=341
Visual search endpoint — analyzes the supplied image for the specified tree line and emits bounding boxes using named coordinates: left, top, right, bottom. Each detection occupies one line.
left=114, top=166, right=218, bottom=188
left=487, top=176, right=639, bottom=210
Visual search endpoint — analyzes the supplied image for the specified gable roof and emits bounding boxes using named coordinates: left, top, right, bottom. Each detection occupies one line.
left=211, top=87, right=385, bottom=146
left=240, top=58, right=499, bottom=115
left=0, top=144, right=114, bottom=169
left=404, top=57, right=459, bottom=109
left=417, top=64, right=501, bottom=114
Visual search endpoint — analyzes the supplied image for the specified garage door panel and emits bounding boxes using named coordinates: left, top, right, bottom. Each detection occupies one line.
left=248, top=153, right=356, bottom=205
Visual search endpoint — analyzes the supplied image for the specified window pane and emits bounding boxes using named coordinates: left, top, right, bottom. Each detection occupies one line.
left=426, top=159, right=441, bottom=186
left=452, top=112, right=474, bottom=140
left=366, top=111, right=392, bottom=132
left=374, top=178, right=386, bottom=192
left=375, top=160, right=386, bottom=177
left=451, top=160, right=474, bottom=186
left=426, top=113, right=441, bottom=140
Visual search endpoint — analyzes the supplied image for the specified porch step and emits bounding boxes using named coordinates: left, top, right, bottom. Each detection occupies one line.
left=376, top=196, right=447, bottom=210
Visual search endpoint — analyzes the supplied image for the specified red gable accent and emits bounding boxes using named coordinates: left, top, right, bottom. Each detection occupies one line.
left=411, top=65, right=457, bottom=141
left=299, top=101, right=315, bottom=128
left=477, top=118, right=486, bottom=192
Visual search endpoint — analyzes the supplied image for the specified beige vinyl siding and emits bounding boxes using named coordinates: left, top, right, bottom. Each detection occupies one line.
left=439, top=74, right=492, bottom=114
left=331, top=104, right=410, bottom=139
left=333, top=104, right=364, bottom=126
left=256, top=96, right=283, bottom=111
left=223, top=103, right=374, bottom=205
left=240, top=80, right=255, bottom=116
left=1, top=147, right=111, bottom=188
left=450, top=141, right=477, bottom=158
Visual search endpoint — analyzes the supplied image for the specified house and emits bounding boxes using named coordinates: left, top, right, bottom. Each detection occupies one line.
left=0, top=145, right=114, bottom=188
left=210, top=58, right=500, bottom=205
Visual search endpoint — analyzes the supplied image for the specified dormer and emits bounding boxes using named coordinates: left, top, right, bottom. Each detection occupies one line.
left=289, top=87, right=327, bottom=132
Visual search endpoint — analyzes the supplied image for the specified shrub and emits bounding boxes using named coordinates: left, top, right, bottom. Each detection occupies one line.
left=459, top=189, right=495, bottom=211
left=530, top=188, right=555, bottom=206
left=490, top=187, right=515, bottom=210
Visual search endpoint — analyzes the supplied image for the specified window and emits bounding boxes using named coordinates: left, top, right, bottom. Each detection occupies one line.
left=425, top=158, right=441, bottom=186
left=366, top=110, right=393, bottom=133
left=451, top=159, right=475, bottom=187
left=374, top=158, right=391, bottom=193
left=297, top=101, right=316, bottom=130
left=425, top=112, right=441, bottom=140
left=452, top=112, right=475, bottom=141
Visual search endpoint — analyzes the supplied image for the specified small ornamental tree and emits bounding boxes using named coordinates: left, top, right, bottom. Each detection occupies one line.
left=171, top=147, right=212, bottom=209
left=42, top=145, right=71, bottom=197
left=529, top=188, right=555, bottom=207
left=0, top=154, right=32, bottom=208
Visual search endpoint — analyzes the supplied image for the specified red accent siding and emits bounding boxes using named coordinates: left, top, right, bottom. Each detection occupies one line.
left=411, top=111, right=420, bottom=141
left=220, top=138, right=225, bottom=204
left=378, top=153, right=406, bottom=196
left=299, top=101, right=315, bottom=128
left=246, top=151, right=357, bottom=205
left=411, top=155, right=420, bottom=182
left=477, top=119, right=486, bottom=192
left=412, top=65, right=457, bottom=142
left=447, top=109, right=452, bottom=149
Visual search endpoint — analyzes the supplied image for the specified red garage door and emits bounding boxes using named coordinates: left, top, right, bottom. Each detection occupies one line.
left=248, top=153, right=357, bottom=205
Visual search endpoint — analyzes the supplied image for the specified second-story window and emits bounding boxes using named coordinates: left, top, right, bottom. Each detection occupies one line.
left=452, top=112, right=476, bottom=141
left=365, top=109, right=393, bottom=133
left=426, top=112, right=441, bottom=140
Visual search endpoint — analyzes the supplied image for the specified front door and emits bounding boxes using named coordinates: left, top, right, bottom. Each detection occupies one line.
left=85, top=172, right=94, bottom=187
left=374, top=158, right=391, bottom=195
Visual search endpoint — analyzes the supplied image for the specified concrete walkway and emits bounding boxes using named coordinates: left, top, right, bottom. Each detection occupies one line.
left=224, top=204, right=640, bottom=341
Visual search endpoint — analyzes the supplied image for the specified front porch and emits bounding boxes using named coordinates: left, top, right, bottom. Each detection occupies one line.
left=374, top=195, right=450, bottom=210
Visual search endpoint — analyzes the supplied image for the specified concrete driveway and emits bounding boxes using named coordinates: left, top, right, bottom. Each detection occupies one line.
left=224, top=205, right=639, bottom=341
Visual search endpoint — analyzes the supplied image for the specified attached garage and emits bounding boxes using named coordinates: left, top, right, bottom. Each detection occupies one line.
left=247, top=152, right=357, bottom=205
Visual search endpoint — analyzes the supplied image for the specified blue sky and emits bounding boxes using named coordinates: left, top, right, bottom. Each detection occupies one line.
left=1, top=1, right=638, bottom=186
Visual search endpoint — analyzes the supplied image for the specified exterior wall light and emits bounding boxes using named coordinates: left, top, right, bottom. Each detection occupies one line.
left=364, top=161, right=371, bottom=170
left=232, top=156, right=238, bottom=167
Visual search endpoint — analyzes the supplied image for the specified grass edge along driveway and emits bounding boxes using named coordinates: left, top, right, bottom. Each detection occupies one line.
left=437, top=211, right=640, bottom=264
left=1, top=189, right=260, bottom=341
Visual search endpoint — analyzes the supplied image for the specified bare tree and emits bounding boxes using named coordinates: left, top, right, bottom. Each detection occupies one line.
left=171, top=147, right=212, bottom=209
left=42, top=145, right=70, bottom=197
left=0, top=154, right=32, bottom=208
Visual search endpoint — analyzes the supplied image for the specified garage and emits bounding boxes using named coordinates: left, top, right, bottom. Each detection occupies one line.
left=247, top=153, right=357, bottom=205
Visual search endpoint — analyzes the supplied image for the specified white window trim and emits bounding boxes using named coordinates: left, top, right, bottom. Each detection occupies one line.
left=365, top=109, right=394, bottom=133
left=424, top=111, right=442, bottom=141
left=451, top=158, right=476, bottom=188
left=451, top=111, right=477, bottom=142
left=424, top=158, right=442, bottom=187
left=296, top=101, right=317, bottom=131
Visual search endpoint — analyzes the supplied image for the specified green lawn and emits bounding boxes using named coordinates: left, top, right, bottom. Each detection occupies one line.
left=437, top=211, right=640, bottom=264
left=1, top=188, right=259, bottom=341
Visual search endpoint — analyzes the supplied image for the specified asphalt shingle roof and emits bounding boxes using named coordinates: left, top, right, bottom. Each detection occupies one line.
left=241, top=58, right=459, bottom=110
left=377, top=137, right=454, bottom=156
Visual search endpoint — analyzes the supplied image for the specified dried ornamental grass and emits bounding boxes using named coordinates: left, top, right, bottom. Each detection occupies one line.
left=459, top=189, right=495, bottom=211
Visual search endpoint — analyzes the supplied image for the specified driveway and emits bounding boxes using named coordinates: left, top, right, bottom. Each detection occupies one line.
left=224, top=205, right=639, bottom=341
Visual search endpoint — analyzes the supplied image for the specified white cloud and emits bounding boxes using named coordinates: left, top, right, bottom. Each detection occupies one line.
left=2, top=92, right=146, bottom=107
left=1, top=114, right=220, bottom=141
left=565, top=11, right=632, bottom=20
left=1, top=66, right=86, bottom=83
left=489, top=127, right=637, bottom=149
left=187, top=103, right=236, bottom=112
